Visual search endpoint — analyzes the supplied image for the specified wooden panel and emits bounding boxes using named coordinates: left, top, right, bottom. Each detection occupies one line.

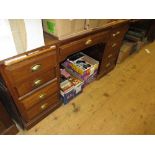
left=99, top=56, right=116, bottom=76
left=2, top=124, right=19, bottom=135
left=0, top=121, right=5, bottom=133
left=103, top=41, right=123, bottom=58
left=4, top=50, right=57, bottom=84
left=15, top=68, right=57, bottom=97
left=0, top=101, right=18, bottom=135
left=0, top=101, right=12, bottom=128
left=102, top=57, right=116, bottom=69
left=20, top=79, right=59, bottom=111
left=59, top=30, right=109, bottom=61
left=25, top=92, right=59, bottom=121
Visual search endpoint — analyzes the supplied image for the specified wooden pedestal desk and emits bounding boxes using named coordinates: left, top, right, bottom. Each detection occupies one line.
left=0, top=20, right=130, bottom=129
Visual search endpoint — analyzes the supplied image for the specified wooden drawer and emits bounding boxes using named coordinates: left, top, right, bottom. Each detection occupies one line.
left=4, top=50, right=57, bottom=84
left=104, top=51, right=116, bottom=61
left=110, top=25, right=129, bottom=42
left=20, top=79, right=59, bottom=111
left=102, top=57, right=116, bottom=71
left=59, top=30, right=109, bottom=61
left=25, top=92, right=59, bottom=121
left=104, top=41, right=123, bottom=58
left=15, top=67, right=57, bottom=97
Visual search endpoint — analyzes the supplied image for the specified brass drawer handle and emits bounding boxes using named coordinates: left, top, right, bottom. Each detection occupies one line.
left=39, top=93, right=46, bottom=100
left=31, top=64, right=41, bottom=72
left=112, top=31, right=120, bottom=37
left=112, top=43, right=117, bottom=47
left=105, top=63, right=111, bottom=68
left=85, top=39, right=92, bottom=45
left=108, top=54, right=113, bottom=58
left=41, top=103, right=48, bottom=110
left=34, top=79, right=42, bottom=87
left=116, top=31, right=120, bottom=35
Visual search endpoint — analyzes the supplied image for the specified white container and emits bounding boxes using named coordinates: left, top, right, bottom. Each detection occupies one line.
left=0, top=19, right=44, bottom=60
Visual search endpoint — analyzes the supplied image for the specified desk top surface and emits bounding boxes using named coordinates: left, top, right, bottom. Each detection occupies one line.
left=0, top=19, right=133, bottom=64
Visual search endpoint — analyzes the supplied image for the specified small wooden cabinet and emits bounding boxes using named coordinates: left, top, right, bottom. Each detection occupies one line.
left=0, top=101, right=18, bottom=135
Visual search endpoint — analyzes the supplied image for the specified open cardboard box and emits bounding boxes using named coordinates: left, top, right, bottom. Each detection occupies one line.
left=60, top=67, right=84, bottom=104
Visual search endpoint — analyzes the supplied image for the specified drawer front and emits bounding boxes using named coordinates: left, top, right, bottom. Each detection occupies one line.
left=15, top=68, right=57, bottom=97
left=20, top=79, right=59, bottom=111
left=5, top=50, right=57, bottom=84
left=101, top=57, right=116, bottom=72
left=104, top=40, right=123, bottom=59
left=25, top=92, right=59, bottom=121
left=110, top=25, right=129, bottom=42
left=59, top=31, right=109, bottom=61
left=104, top=51, right=116, bottom=61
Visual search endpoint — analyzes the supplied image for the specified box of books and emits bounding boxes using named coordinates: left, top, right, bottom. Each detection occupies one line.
left=60, top=68, right=84, bottom=104
left=60, top=77, right=75, bottom=104
left=63, top=52, right=99, bottom=84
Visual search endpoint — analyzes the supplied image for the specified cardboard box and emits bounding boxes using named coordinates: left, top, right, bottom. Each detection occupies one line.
left=63, top=65, right=97, bottom=87
left=60, top=68, right=84, bottom=104
left=63, top=52, right=99, bottom=86
left=60, top=74, right=75, bottom=105
left=60, top=68, right=84, bottom=96
left=65, top=52, right=99, bottom=78
left=117, top=41, right=136, bottom=63
left=42, top=19, right=85, bottom=40
left=60, top=86, right=75, bottom=104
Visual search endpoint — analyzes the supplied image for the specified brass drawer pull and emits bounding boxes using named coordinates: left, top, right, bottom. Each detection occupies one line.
left=112, top=43, right=117, bottom=47
left=108, top=54, right=113, bottom=58
left=105, top=63, right=111, bottom=68
left=34, top=79, right=42, bottom=87
left=39, top=93, right=46, bottom=100
left=31, top=64, right=41, bottom=72
left=116, top=31, right=120, bottom=35
left=85, top=39, right=92, bottom=45
left=112, top=31, right=120, bottom=37
left=41, top=103, right=48, bottom=110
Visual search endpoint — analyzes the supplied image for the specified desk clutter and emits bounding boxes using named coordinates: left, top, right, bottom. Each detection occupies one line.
left=60, top=52, right=99, bottom=104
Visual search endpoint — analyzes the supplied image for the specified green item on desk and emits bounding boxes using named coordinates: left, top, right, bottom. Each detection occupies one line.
left=47, top=21, right=55, bottom=33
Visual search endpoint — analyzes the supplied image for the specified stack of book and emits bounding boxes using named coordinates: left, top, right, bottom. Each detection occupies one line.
left=63, top=52, right=99, bottom=86
left=60, top=67, right=84, bottom=104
